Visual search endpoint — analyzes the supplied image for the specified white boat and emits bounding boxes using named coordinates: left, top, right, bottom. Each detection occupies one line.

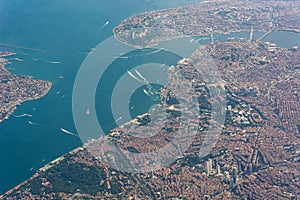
left=46, top=60, right=61, bottom=64
left=99, top=21, right=110, bottom=31
left=28, top=121, right=40, bottom=125
left=60, top=128, right=78, bottom=137
left=143, top=89, right=151, bottom=96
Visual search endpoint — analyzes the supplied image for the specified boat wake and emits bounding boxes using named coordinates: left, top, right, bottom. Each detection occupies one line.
left=134, top=48, right=164, bottom=57
left=98, top=21, right=110, bottom=32
left=127, top=69, right=161, bottom=101
left=60, top=128, right=79, bottom=137
left=28, top=121, right=40, bottom=126
left=45, top=60, right=61, bottom=64
left=127, top=70, right=145, bottom=84
left=13, top=113, right=33, bottom=118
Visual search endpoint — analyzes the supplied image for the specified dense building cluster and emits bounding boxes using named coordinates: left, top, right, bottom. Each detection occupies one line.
left=3, top=38, right=300, bottom=199
left=114, top=0, right=300, bottom=48
left=0, top=53, right=52, bottom=123
left=2, top=0, right=300, bottom=199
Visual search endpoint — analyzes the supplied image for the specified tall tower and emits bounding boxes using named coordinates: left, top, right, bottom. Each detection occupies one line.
left=230, top=167, right=238, bottom=191
left=206, top=159, right=213, bottom=175
left=206, top=161, right=211, bottom=175
left=217, top=164, right=222, bottom=176
left=209, top=159, right=213, bottom=173
left=232, top=167, right=238, bottom=185
left=249, top=26, right=254, bottom=43
left=211, top=32, right=215, bottom=44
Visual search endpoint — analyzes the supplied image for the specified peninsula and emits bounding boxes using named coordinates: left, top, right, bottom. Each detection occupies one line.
left=2, top=0, right=300, bottom=199
left=0, top=51, right=52, bottom=123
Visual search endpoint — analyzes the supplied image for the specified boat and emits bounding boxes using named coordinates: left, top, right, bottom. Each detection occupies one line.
left=60, top=128, right=78, bottom=137
left=99, top=21, right=110, bottom=31
left=143, top=89, right=151, bottom=96
left=46, top=60, right=60, bottom=64
left=28, top=121, right=40, bottom=125
left=14, top=58, right=23, bottom=62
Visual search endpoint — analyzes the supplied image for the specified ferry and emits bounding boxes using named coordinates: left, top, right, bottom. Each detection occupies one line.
left=60, top=128, right=78, bottom=137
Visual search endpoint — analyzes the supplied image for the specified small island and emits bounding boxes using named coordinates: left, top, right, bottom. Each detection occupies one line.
left=0, top=51, right=52, bottom=123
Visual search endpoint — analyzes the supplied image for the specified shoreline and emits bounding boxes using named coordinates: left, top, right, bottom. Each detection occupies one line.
left=0, top=60, right=53, bottom=124
left=113, top=25, right=300, bottom=50
left=112, top=0, right=300, bottom=48
left=0, top=81, right=52, bottom=124
left=2, top=0, right=300, bottom=197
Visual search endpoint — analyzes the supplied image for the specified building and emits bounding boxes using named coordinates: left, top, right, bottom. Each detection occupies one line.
left=206, top=159, right=213, bottom=175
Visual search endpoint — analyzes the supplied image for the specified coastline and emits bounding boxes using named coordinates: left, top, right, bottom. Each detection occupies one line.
left=0, top=82, right=52, bottom=124
left=0, top=111, right=151, bottom=197
left=0, top=62, right=52, bottom=124
left=113, top=0, right=300, bottom=49
left=2, top=0, right=300, bottom=198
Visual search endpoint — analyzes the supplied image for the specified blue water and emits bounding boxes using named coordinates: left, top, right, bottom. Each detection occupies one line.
left=0, top=0, right=201, bottom=194
left=0, top=0, right=300, bottom=195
